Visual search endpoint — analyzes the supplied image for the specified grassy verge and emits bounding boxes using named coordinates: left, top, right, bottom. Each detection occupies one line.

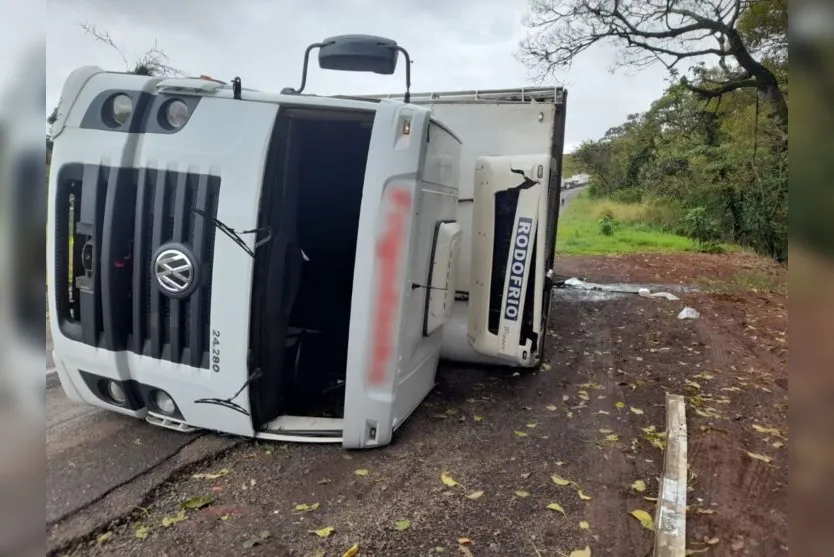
left=556, top=191, right=700, bottom=255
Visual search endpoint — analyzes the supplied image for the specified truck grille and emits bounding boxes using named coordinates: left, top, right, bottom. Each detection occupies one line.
left=53, top=163, right=220, bottom=369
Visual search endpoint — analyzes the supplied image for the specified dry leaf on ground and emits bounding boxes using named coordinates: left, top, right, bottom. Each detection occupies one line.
left=630, top=509, right=655, bottom=531
left=441, top=471, right=459, bottom=487
left=546, top=502, right=566, bottom=516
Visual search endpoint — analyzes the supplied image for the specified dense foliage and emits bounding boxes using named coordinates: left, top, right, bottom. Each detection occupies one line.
left=573, top=79, right=787, bottom=260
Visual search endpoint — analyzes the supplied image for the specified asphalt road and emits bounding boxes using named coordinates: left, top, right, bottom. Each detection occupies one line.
left=43, top=184, right=586, bottom=554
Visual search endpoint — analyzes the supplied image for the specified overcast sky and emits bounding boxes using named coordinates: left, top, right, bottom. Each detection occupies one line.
left=45, top=0, right=671, bottom=152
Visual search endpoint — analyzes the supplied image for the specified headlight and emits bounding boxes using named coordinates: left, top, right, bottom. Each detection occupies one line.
left=111, top=94, right=133, bottom=126
left=153, top=389, right=177, bottom=415
left=105, top=380, right=126, bottom=405
left=164, top=99, right=190, bottom=129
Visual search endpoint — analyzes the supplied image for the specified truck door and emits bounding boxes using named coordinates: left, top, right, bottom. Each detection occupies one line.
left=342, top=100, right=444, bottom=448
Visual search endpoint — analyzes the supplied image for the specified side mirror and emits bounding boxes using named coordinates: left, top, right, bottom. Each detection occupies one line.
left=319, top=35, right=399, bottom=75
left=282, top=34, right=412, bottom=102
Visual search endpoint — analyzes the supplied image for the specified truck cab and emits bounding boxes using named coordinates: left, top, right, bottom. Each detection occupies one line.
left=47, top=35, right=567, bottom=448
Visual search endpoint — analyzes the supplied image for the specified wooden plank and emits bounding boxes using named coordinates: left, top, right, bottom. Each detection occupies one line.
left=654, top=393, right=687, bottom=557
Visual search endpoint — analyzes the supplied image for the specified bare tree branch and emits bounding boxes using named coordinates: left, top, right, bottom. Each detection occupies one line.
left=519, top=0, right=787, bottom=131
left=79, top=22, right=183, bottom=77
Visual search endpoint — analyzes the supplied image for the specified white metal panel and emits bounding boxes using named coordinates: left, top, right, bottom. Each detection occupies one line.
left=343, top=112, right=460, bottom=448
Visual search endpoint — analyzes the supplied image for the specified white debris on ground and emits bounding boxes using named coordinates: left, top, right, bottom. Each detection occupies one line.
left=677, top=307, right=700, bottom=320
left=562, top=278, right=680, bottom=300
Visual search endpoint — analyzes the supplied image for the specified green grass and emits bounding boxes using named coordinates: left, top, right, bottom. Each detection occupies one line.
left=556, top=191, right=698, bottom=255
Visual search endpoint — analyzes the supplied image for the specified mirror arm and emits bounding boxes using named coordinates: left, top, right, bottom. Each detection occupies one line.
left=282, top=41, right=330, bottom=95
left=387, top=45, right=412, bottom=104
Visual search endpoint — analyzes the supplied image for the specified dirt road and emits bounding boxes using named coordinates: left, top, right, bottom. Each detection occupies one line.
left=50, top=251, right=786, bottom=557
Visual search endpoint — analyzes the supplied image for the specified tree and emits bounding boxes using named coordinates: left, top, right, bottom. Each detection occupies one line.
left=520, top=0, right=788, bottom=133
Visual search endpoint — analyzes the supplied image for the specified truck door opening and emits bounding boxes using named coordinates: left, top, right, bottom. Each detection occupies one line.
left=249, top=107, right=374, bottom=430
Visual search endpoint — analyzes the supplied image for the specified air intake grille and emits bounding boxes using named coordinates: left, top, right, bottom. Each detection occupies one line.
left=53, top=163, right=220, bottom=368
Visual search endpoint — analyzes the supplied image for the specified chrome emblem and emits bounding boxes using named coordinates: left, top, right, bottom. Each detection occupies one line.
left=154, top=248, right=195, bottom=295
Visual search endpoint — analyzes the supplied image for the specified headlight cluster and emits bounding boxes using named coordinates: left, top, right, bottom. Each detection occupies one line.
left=105, top=92, right=192, bottom=130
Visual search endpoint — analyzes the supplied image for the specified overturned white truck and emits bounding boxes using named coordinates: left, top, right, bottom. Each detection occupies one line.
left=47, top=35, right=568, bottom=448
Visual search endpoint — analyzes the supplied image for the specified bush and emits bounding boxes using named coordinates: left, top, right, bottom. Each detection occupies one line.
left=598, top=209, right=616, bottom=236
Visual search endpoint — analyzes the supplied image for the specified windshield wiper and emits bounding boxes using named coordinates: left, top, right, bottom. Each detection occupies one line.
left=193, top=208, right=271, bottom=259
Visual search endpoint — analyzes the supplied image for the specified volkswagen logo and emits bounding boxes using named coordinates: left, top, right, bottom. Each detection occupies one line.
left=153, top=245, right=198, bottom=298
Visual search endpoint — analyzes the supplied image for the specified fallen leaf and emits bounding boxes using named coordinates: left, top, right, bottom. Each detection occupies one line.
left=595, top=410, right=610, bottom=415
left=181, top=496, right=214, bottom=510
left=473, top=415, right=484, bottom=422
left=696, top=508, right=716, bottom=515
left=393, top=519, right=411, bottom=531
left=630, top=407, right=644, bottom=415
left=615, top=401, right=626, bottom=409
left=162, top=510, right=187, bottom=527
left=598, top=428, right=613, bottom=434
left=731, top=538, right=745, bottom=551
left=772, top=441, right=784, bottom=449
left=293, top=502, right=320, bottom=513
left=466, top=490, right=484, bottom=500
left=744, top=451, right=773, bottom=464
left=317, top=478, right=332, bottom=485
left=578, top=390, right=590, bottom=401
left=514, top=490, right=531, bottom=498
left=630, top=509, right=655, bottom=531
left=551, top=474, right=573, bottom=486
left=457, top=537, right=472, bottom=545
left=342, top=544, right=360, bottom=557
left=643, top=496, right=658, bottom=502
left=310, top=526, right=335, bottom=538
left=566, top=411, right=574, bottom=418
left=752, top=424, right=785, bottom=438
left=441, top=471, right=459, bottom=487
left=605, top=434, right=619, bottom=442
left=97, top=532, right=113, bottom=545
left=579, top=520, right=590, bottom=529
left=541, top=363, right=552, bottom=371
left=135, top=525, right=150, bottom=540
left=546, top=502, right=566, bottom=516
left=192, top=468, right=230, bottom=480
left=631, top=480, right=647, bottom=492
left=514, top=430, right=528, bottom=437
left=242, top=530, right=270, bottom=549
left=546, top=405, right=558, bottom=411
left=521, top=472, right=532, bottom=479
left=705, top=537, right=720, bottom=545
left=577, top=490, right=592, bottom=501
left=459, top=544, right=474, bottom=557
left=220, top=515, right=230, bottom=521
left=568, top=546, right=591, bottom=557
left=526, top=423, right=537, bottom=429
left=355, top=468, right=370, bottom=477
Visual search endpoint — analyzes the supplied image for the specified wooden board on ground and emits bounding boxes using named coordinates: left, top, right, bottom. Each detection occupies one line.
left=655, top=393, right=687, bottom=557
